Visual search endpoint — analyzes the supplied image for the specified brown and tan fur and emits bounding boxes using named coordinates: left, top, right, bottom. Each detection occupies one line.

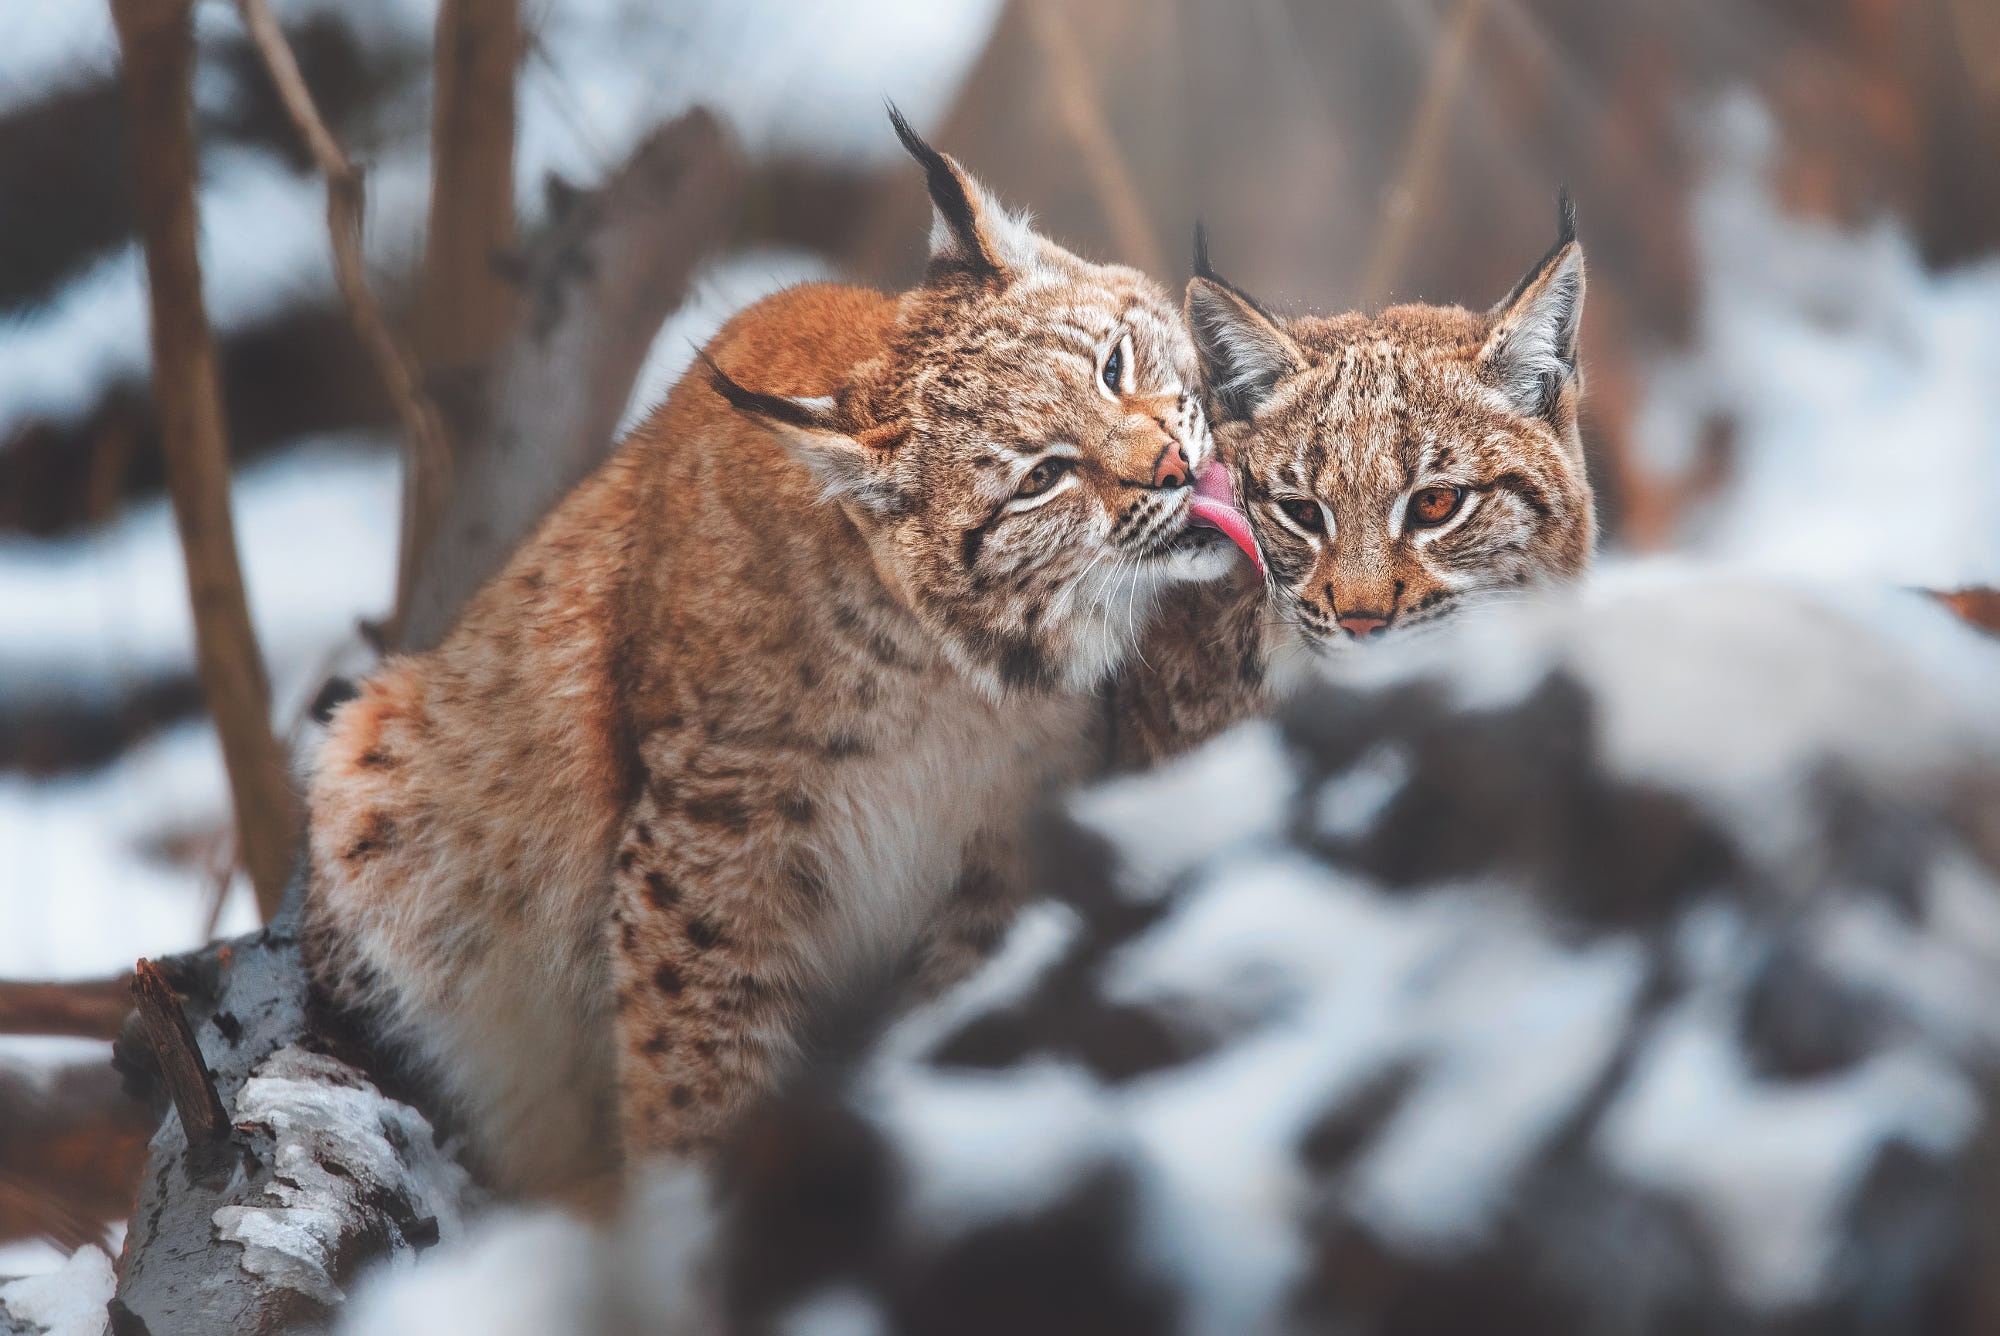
left=1109, top=201, right=1597, bottom=768
left=302, top=115, right=1235, bottom=1197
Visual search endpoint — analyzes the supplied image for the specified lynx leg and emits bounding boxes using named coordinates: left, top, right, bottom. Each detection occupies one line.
left=606, top=799, right=804, bottom=1166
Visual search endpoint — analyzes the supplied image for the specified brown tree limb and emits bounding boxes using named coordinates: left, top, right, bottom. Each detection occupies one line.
left=233, top=0, right=455, bottom=647
left=109, top=0, right=300, bottom=920
left=0, top=976, right=132, bottom=1040
left=1356, top=0, right=1490, bottom=306
left=1020, top=0, right=1164, bottom=276
left=399, top=109, right=743, bottom=650
left=131, top=960, right=228, bottom=1147
left=414, top=0, right=520, bottom=375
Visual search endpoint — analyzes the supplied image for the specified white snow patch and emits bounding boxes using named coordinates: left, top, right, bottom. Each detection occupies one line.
left=214, top=1046, right=472, bottom=1307
left=0, top=436, right=398, bottom=709
left=1636, top=94, right=2000, bottom=587
left=779, top=1287, right=890, bottom=1336
left=1599, top=987, right=1978, bottom=1309
left=1068, top=720, right=1298, bottom=900
left=0, top=1244, right=115, bottom=1336
left=1105, top=857, right=1642, bottom=1331
left=1311, top=742, right=1409, bottom=841
left=340, top=1210, right=599, bottom=1336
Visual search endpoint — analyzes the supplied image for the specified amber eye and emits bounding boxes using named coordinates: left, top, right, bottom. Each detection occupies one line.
left=1016, top=458, right=1072, bottom=499
left=1407, top=485, right=1465, bottom=529
left=1279, top=498, right=1325, bottom=533
left=1101, top=340, right=1126, bottom=395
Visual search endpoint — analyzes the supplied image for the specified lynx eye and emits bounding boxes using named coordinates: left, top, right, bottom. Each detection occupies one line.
left=1015, top=457, right=1072, bottom=499
left=1278, top=498, right=1325, bottom=533
left=1406, top=485, right=1465, bottom=529
left=1099, top=333, right=1133, bottom=398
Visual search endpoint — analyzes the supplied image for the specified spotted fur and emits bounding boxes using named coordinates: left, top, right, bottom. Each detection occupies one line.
left=301, top=114, right=1232, bottom=1197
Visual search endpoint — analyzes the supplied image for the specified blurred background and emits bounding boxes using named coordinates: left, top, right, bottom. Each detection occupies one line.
left=2, top=0, right=1998, bottom=1281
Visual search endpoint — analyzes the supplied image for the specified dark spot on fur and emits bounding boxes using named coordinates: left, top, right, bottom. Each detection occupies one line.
left=683, top=792, right=752, bottom=833
left=687, top=916, right=725, bottom=950
left=654, top=962, right=686, bottom=995
left=644, top=870, right=681, bottom=909
left=778, top=791, right=817, bottom=825
left=357, top=748, right=395, bottom=770
left=621, top=922, right=638, bottom=951
left=343, top=812, right=399, bottom=862
left=635, top=824, right=654, bottom=847
left=642, top=1031, right=671, bottom=1057
left=787, top=851, right=831, bottom=905
left=617, top=848, right=638, bottom=873
left=824, top=733, right=870, bottom=760
left=671, top=1084, right=695, bottom=1109
left=996, top=636, right=1051, bottom=691
left=798, top=660, right=821, bottom=689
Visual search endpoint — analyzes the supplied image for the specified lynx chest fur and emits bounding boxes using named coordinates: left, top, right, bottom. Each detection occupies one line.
left=303, top=117, right=1233, bottom=1197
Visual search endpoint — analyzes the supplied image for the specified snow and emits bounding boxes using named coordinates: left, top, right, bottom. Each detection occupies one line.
left=1067, top=721, right=1299, bottom=901
left=1599, top=906, right=1980, bottom=1308
left=1637, top=94, right=2000, bottom=587
left=0, top=1244, right=114, bottom=1336
left=0, top=435, right=398, bottom=710
left=215, top=1045, right=474, bottom=1307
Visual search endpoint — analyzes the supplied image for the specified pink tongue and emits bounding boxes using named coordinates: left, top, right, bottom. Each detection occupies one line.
left=1189, top=461, right=1264, bottom=575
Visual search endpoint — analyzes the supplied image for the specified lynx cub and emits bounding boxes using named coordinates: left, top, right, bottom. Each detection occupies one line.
left=1110, top=198, right=1597, bottom=765
left=304, top=113, right=1236, bottom=1194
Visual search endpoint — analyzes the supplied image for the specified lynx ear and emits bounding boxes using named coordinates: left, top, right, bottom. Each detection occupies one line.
left=887, top=103, right=1039, bottom=281
left=703, top=356, right=906, bottom=516
left=1480, top=190, right=1585, bottom=422
left=1186, top=229, right=1306, bottom=420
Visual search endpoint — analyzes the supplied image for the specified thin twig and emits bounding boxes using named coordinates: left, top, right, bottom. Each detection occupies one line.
left=131, top=960, right=229, bottom=1147
left=1356, top=0, right=1490, bottom=306
left=109, top=0, right=300, bottom=920
left=234, top=0, right=455, bottom=646
left=1021, top=0, right=1166, bottom=276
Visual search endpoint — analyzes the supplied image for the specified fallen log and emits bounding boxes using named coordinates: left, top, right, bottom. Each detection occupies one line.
left=105, top=917, right=475, bottom=1336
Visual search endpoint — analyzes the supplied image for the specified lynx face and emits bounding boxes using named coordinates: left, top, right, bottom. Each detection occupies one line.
left=1183, top=201, right=1595, bottom=646
left=712, top=114, right=1234, bottom=697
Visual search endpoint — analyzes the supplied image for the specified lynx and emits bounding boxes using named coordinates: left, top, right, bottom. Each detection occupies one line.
left=303, top=112, right=1236, bottom=1196
left=1109, top=198, right=1597, bottom=766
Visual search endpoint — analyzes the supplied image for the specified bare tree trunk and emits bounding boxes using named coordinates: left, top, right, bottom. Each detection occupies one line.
left=399, top=110, right=743, bottom=650
left=414, top=0, right=520, bottom=377
left=109, top=0, right=300, bottom=921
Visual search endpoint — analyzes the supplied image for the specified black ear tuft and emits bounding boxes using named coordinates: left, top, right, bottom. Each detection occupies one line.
left=1188, top=224, right=1280, bottom=323
left=1499, top=187, right=1580, bottom=313
left=700, top=350, right=836, bottom=434
left=886, top=101, right=999, bottom=279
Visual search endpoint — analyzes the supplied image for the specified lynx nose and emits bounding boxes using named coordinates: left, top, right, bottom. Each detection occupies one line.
left=1337, top=612, right=1389, bottom=640
left=1153, top=440, right=1191, bottom=490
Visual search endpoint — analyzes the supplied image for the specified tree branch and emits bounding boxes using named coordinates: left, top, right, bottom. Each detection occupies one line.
left=233, top=0, right=455, bottom=646
left=414, top=0, right=520, bottom=377
left=0, top=976, right=132, bottom=1040
left=108, top=0, right=300, bottom=920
